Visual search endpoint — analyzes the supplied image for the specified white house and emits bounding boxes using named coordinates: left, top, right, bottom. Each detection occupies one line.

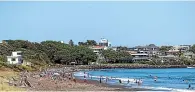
left=89, top=46, right=105, bottom=54
left=7, top=51, right=23, bottom=64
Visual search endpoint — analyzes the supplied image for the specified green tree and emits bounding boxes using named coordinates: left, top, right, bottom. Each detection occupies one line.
left=101, top=50, right=132, bottom=63
left=159, top=46, right=173, bottom=52
left=78, top=40, right=97, bottom=46
left=190, top=44, right=195, bottom=54
left=86, top=40, right=97, bottom=46
left=78, top=42, right=87, bottom=46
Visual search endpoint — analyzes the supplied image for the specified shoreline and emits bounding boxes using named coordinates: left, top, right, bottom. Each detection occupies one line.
left=66, top=64, right=191, bottom=70
left=74, top=78, right=154, bottom=91
left=1, top=65, right=194, bottom=91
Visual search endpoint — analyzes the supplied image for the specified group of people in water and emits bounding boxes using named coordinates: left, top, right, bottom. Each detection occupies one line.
left=83, top=71, right=143, bottom=85
left=82, top=72, right=193, bottom=89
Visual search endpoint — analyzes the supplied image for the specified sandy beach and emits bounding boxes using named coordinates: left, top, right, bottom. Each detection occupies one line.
left=24, top=66, right=152, bottom=91
left=24, top=67, right=132, bottom=91
left=0, top=66, right=151, bottom=91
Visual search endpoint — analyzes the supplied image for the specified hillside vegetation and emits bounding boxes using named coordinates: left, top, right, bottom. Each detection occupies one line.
left=0, top=40, right=97, bottom=71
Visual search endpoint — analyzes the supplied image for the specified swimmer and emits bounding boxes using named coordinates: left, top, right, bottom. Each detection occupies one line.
left=119, top=79, right=122, bottom=83
left=189, top=84, right=191, bottom=89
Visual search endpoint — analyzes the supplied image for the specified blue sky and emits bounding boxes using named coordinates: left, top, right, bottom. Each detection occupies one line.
left=0, top=1, right=194, bottom=47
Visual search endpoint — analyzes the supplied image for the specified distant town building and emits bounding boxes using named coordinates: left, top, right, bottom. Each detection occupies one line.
left=179, top=45, right=191, bottom=51
left=111, top=47, right=118, bottom=51
left=89, top=46, right=108, bottom=54
left=183, top=52, right=195, bottom=59
left=159, top=55, right=177, bottom=62
left=131, top=51, right=150, bottom=61
left=89, top=38, right=112, bottom=54
left=128, top=44, right=159, bottom=55
left=165, top=45, right=191, bottom=56
left=127, top=44, right=159, bottom=61
left=7, top=51, right=23, bottom=64
left=99, top=38, right=111, bottom=47
left=0, top=40, right=9, bottom=44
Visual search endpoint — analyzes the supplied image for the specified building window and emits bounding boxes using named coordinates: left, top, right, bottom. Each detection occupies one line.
left=17, top=53, right=22, bottom=55
left=11, top=58, right=16, bottom=61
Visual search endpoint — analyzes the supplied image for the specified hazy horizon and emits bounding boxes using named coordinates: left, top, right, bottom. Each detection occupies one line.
left=0, top=1, right=194, bottom=47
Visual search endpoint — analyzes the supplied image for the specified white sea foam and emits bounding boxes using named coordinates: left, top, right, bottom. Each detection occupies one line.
left=73, top=72, right=88, bottom=77
left=74, top=72, right=195, bottom=92
left=137, top=86, right=195, bottom=92
left=115, top=77, right=137, bottom=83
left=74, top=72, right=137, bottom=83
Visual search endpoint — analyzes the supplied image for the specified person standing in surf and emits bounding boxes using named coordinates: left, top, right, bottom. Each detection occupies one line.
left=188, top=84, right=191, bottom=89
left=128, top=77, right=130, bottom=84
left=106, top=76, right=108, bottom=83
left=99, top=76, right=102, bottom=83
left=84, top=74, right=87, bottom=82
left=119, top=79, right=122, bottom=83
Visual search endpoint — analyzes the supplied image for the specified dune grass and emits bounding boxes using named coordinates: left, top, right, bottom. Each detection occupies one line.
left=0, top=69, right=25, bottom=91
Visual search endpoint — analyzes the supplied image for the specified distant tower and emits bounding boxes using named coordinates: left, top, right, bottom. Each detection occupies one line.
left=99, top=38, right=108, bottom=47
left=108, top=42, right=111, bottom=47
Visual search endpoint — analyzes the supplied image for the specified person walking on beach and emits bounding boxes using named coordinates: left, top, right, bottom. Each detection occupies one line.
left=100, top=76, right=102, bottom=83
left=138, top=79, right=143, bottom=86
left=84, top=75, right=87, bottom=82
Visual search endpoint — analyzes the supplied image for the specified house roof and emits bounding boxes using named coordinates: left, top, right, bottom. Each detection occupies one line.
left=134, top=44, right=159, bottom=49
left=131, top=53, right=149, bottom=56
left=7, top=56, right=21, bottom=58
left=159, top=55, right=176, bottom=58
left=166, top=50, right=179, bottom=53
left=90, top=45, right=105, bottom=49
left=14, top=51, right=22, bottom=53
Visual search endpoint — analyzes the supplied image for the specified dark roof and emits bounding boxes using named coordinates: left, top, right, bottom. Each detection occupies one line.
left=134, top=46, right=145, bottom=48
left=146, top=44, right=159, bottom=48
left=134, top=45, right=159, bottom=49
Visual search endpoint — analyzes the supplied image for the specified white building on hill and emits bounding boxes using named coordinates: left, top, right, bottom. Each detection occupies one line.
left=7, top=51, right=23, bottom=64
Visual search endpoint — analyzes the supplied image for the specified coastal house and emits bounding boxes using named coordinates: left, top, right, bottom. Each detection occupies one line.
left=7, top=51, right=23, bottom=64
left=179, top=45, right=191, bottom=52
left=127, top=44, right=159, bottom=61
left=165, top=45, right=191, bottom=56
left=89, top=38, right=112, bottom=54
left=99, top=38, right=111, bottom=47
left=89, top=46, right=107, bottom=54
left=128, top=44, right=159, bottom=56
left=159, top=55, right=176, bottom=62
left=130, top=51, right=150, bottom=61
left=183, top=52, right=195, bottom=59
left=0, top=40, right=9, bottom=44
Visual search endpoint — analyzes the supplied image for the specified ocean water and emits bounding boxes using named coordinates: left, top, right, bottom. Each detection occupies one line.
left=74, top=68, right=195, bottom=92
